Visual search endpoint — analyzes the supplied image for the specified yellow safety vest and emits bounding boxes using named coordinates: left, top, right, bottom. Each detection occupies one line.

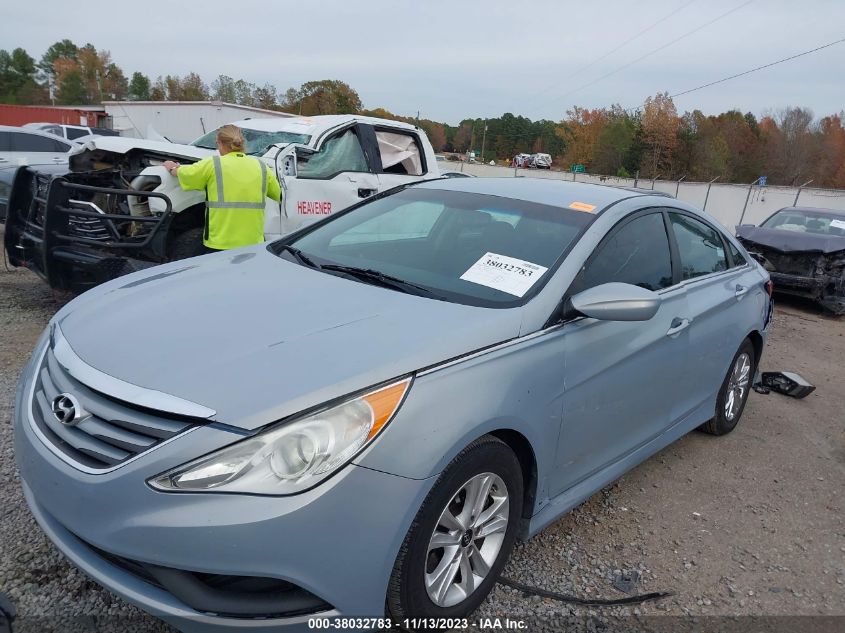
left=176, top=152, right=281, bottom=250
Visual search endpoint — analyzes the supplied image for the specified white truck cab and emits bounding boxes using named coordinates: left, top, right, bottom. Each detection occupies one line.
left=117, top=115, right=440, bottom=238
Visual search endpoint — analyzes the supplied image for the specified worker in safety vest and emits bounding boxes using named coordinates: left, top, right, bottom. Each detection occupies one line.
left=163, top=124, right=281, bottom=252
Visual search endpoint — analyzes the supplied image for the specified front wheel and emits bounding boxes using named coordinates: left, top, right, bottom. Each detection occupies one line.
left=700, top=338, right=755, bottom=435
left=387, top=436, right=523, bottom=623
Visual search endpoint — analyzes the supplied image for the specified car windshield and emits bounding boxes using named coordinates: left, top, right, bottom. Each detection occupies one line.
left=762, top=209, right=845, bottom=236
left=282, top=188, right=595, bottom=307
left=191, top=127, right=311, bottom=155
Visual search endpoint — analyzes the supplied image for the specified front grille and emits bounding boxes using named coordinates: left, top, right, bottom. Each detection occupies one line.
left=67, top=212, right=112, bottom=241
left=760, top=251, right=815, bottom=277
left=30, top=347, right=197, bottom=469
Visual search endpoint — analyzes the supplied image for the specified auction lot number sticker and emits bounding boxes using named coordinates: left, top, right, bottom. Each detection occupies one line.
left=460, top=252, right=549, bottom=297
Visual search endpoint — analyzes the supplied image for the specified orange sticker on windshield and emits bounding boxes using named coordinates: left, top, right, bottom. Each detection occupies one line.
left=569, top=201, right=596, bottom=213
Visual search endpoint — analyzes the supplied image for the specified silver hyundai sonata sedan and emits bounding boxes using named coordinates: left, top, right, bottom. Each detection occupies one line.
left=15, top=178, right=772, bottom=631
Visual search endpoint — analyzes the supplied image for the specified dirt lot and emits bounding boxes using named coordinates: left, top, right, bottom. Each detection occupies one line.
left=0, top=236, right=843, bottom=631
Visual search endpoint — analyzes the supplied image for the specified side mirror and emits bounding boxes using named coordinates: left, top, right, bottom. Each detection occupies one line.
left=570, top=282, right=661, bottom=322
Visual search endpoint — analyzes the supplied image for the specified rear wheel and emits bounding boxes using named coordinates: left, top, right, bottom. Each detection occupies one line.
left=387, top=436, right=522, bottom=624
left=700, top=338, right=755, bottom=435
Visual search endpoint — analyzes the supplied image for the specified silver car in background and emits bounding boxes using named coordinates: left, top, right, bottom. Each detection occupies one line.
left=15, top=178, right=772, bottom=631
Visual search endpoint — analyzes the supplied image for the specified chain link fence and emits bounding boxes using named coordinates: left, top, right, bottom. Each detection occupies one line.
left=448, top=162, right=845, bottom=233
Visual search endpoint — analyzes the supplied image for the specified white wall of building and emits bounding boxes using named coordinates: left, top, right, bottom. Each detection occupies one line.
left=450, top=162, right=845, bottom=232
left=103, top=101, right=296, bottom=144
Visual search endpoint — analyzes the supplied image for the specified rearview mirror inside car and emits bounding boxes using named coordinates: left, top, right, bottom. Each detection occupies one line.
left=570, top=282, right=661, bottom=322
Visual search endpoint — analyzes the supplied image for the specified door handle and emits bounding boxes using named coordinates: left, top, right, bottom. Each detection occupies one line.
left=735, top=284, right=749, bottom=300
left=666, top=317, right=691, bottom=337
left=358, top=188, right=377, bottom=198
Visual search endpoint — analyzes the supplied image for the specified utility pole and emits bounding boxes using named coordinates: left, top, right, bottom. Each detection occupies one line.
left=481, top=119, right=488, bottom=164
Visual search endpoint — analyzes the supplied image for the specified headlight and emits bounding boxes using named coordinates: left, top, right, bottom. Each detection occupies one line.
left=148, top=378, right=411, bottom=495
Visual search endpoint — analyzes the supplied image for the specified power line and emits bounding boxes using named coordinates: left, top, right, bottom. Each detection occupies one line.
left=527, top=0, right=698, bottom=107
left=536, top=0, right=753, bottom=116
left=668, top=36, right=845, bottom=99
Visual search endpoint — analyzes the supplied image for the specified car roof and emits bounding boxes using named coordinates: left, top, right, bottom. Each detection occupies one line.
left=0, top=124, right=79, bottom=142
left=229, top=114, right=420, bottom=136
left=414, top=177, right=667, bottom=212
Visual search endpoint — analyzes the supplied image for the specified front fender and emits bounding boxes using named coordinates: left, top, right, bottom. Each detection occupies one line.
left=145, top=166, right=205, bottom=214
left=354, top=332, right=565, bottom=508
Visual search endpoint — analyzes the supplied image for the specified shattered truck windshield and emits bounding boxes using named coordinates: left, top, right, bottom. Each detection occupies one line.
left=191, top=128, right=311, bottom=156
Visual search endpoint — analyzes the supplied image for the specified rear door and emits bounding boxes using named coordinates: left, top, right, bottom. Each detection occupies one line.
left=552, top=209, right=691, bottom=495
left=359, top=125, right=431, bottom=192
left=279, top=124, right=379, bottom=235
left=665, top=210, right=764, bottom=417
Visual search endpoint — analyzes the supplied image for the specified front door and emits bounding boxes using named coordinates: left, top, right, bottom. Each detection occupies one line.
left=551, top=210, right=692, bottom=496
left=277, top=125, right=379, bottom=235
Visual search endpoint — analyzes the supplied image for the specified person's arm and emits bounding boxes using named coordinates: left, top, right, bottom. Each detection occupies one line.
left=169, top=158, right=213, bottom=191
left=266, top=170, right=282, bottom=203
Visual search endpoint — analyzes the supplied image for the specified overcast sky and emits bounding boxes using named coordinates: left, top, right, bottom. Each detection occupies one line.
left=5, top=0, right=844, bottom=124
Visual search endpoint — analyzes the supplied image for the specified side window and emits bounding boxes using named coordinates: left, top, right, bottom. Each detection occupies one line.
left=375, top=130, right=424, bottom=176
left=65, top=127, right=89, bottom=140
left=11, top=132, right=63, bottom=152
left=0, top=132, right=11, bottom=152
left=670, top=213, right=728, bottom=280
left=297, top=129, right=368, bottom=179
left=578, top=212, right=673, bottom=292
left=728, top=240, right=747, bottom=267
left=39, top=125, right=63, bottom=137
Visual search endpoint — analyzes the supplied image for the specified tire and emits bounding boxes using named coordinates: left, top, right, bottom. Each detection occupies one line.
left=166, top=227, right=205, bottom=261
left=700, top=338, right=756, bottom=436
left=387, top=436, right=523, bottom=625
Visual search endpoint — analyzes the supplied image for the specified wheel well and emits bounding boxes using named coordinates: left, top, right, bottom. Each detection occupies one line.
left=488, top=429, right=537, bottom=521
left=169, top=202, right=205, bottom=235
left=747, top=330, right=763, bottom=368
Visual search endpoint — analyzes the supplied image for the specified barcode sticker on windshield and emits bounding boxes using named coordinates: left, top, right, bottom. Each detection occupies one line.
left=831, top=219, right=845, bottom=230
left=460, top=253, right=549, bottom=297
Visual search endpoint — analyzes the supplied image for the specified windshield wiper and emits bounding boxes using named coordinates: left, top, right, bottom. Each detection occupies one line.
left=320, top=264, right=440, bottom=298
left=278, top=244, right=320, bottom=269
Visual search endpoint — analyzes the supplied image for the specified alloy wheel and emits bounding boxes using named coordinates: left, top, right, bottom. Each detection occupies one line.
left=424, top=472, right=510, bottom=608
left=724, top=351, right=751, bottom=421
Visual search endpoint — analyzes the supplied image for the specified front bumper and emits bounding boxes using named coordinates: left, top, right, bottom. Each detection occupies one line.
left=14, top=369, right=433, bottom=632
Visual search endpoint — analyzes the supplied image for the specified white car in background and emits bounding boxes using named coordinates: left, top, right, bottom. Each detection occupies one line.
left=24, top=122, right=120, bottom=141
left=0, top=125, right=77, bottom=168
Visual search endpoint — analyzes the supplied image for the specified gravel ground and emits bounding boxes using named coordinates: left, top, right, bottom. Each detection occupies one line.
left=1, top=234, right=843, bottom=632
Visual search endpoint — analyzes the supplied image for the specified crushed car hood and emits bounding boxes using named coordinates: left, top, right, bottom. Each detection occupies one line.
left=72, top=136, right=213, bottom=161
left=736, top=225, right=845, bottom=254
left=55, top=247, right=522, bottom=430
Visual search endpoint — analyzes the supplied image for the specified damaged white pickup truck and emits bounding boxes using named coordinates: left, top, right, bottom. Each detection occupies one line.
left=4, top=115, right=440, bottom=293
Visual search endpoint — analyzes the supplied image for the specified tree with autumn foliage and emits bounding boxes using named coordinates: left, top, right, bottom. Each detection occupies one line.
left=640, top=92, right=679, bottom=178
left=281, top=80, right=362, bottom=116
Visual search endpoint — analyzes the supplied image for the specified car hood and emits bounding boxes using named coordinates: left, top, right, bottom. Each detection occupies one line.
left=72, top=136, right=213, bottom=161
left=55, top=247, right=522, bottom=430
left=736, top=225, right=845, bottom=255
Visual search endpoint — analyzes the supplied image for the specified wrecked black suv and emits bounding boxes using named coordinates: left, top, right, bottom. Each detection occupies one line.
left=736, top=206, right=845, bottom=315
